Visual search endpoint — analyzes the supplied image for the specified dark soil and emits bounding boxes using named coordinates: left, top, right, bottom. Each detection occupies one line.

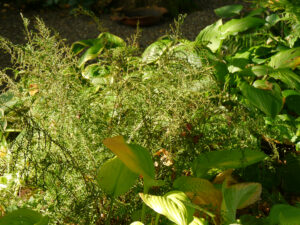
left=0, top=0, right=247, bottom=69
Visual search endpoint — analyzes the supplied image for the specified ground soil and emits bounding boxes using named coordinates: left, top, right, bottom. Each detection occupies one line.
left=0, top=0, right=247, bottom=69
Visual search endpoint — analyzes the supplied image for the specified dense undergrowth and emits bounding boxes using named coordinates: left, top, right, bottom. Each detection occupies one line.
left=0, top=0, right=300, bottom=224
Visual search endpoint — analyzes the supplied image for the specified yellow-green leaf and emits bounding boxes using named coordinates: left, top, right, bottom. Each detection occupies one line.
left=96, top=156, right=138, bottom=197
left=103, top=136, right=163, bottom=188
left=139, top=191, right=195, bottom=225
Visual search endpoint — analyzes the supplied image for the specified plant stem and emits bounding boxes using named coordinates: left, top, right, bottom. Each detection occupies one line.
left=154, top=214, right=160, bottom=225
left=141, top=185, right=150, bottom=223
left=105, top=197, right=115, bottom=225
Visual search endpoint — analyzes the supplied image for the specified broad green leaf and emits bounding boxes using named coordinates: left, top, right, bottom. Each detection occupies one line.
left=246, top=8, right=265, bottom=17
left=103, top=136, right=164, bottom=188
left=0, top=208, right=49, bottom=225
left=78, top=41, right=104, bottom=68
left=282, top=90, right=300, bottom=115
left=96, top=156, right=138, bottom=197
left=139, top=191, right=195, bottom=225
left=71, top=39, right=99, bottom=55
left=270, top=68, right=300, bottom=90
left=192, top=149, right=267, bottom=178
left=0, top=92, right=18, bottom=112
left=214, top=4, right=243, bottom=18
left=173, top=176, right=222, bottom=212
left=221, top=182, right=262, bottom=224
left=269, top=47, right=300, bottom=69
left=82, top=64, right=111, bottom=86
left=252, top=65, right=273, bottom=77
left=195, top=19, right=223, bottom=53
left=97, top=32, right=126, bottom=49
left=142, top=39, right=173, bottom=63
left=220, top=17, right=265, bottom=37
left=74, top=32, right=125, bottom=67
left=228, top=51, right=251, bottom=73
left=252, top=80, right=273, bottom=90
left=239, top=65, right=273, bottom=78
left=169, top=42, right=203, bottom=68
left=213, top=61, right=229, bottom=84
left=239, top=82, right=283, bottom=117
left=269, top=204, right=300, bottom=225
left=266, top=14, right=281, bottom=27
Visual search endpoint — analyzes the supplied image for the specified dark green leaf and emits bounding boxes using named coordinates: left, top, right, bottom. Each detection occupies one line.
left=269, top=204, right=300, bottom=225
left=246, top=8, right=265, bottom=17
left=239, top=82, right=283, bottom=117
left=214, top=4, right=243, bottom=18
left=0, top=208, right=49, bottom=225
left=192, top=149, right=267, bottom=178
left=282, top=90, right=300, bottom=115
left=222, top=182, right=262, bottom=223
left=213, top=61, right=229, bottom=84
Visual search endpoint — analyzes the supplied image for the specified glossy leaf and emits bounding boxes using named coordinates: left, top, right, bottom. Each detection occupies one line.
left=142, top=39, right=173, bottom=64
left=0, top=208, right=49, bottom=225
left=195, top=19, right=223, bottom=53
left=269, top=204, right=300, bottom=225
left=239, top=82, right=283, bottom=117
left=82, top=64, right=111, bottom=86
left=71, top=39, right=99, bottom=55
left=139, top=191, right=195, bottom=225
left=253, top=80, right=273, bottom=90
left=192, top=149, right=267, bottom=178
left=78, top=41, right=104, bottom=68
left=103, top=136, right=164, bottom=188
left=221, top=182, right=262, bottom=224
left=220, top=17, right=265, bottom=37
left=214, top=4, right=243, bottom=18
left=252, top=65, right=273, bottom=77
left=270, top=68, right=300, bottom=90
left=266, top=14, right=281, bottom=27
left=73, top=32, right=125, bottom=67
left=96, top=156, right=138, bottom=197
left=269, top=47, right=300, bottom=69
left=246, top=8, right=265, bottom=17
left=97, top=32, right=126, bottom=49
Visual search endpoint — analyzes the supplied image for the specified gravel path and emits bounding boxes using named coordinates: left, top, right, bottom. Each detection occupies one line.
left=0, top=0, right=246, bottom=69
